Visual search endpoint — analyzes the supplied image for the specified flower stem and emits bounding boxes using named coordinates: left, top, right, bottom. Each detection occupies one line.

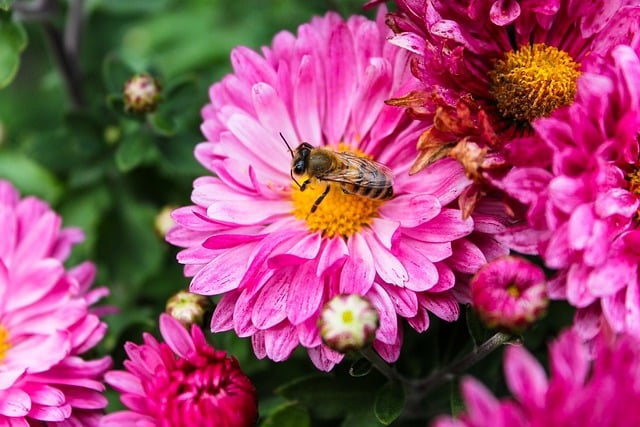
left=360, top=347, right=399, bottom=382
left=14, top=0, right=86, bottom=109
left=408, top=332, right=513, bottom=395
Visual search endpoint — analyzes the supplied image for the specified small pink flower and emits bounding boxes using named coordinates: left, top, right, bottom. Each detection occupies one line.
left=432, top=329, right=640, bottom=427
left=0, top=180, right=111, bottom=426
left=102, top=314, right=258, bottom=427
left=471, top=256, right=548, bottom=332
left=167, top=8, right=509, bottom=370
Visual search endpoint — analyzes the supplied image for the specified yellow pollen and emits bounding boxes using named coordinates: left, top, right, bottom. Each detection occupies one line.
left=489, top=43, right=581, bottom=125
left=507, top=283, right=520, bottom=298
left=290, top=145, right=386, bottom=239
left=342, top=310, right=354, bottom=323
left=0, top=325, right=11, bottom=362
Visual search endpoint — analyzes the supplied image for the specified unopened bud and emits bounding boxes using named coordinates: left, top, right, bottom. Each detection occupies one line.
left=154, top=205, right=177, bottom=237
left=123, top=73, right=162, bottom=114
left=471, top=256, right=548, bottom=332
left=165, top=290, right=211, bottom=328
left=319, top=294, right=379, bottom=353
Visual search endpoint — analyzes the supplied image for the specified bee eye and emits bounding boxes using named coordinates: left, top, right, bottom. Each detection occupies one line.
left=293, top=164, right=305, bottom=175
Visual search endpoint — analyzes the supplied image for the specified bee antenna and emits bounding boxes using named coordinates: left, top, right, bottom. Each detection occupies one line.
left=280, top=132, right=295, bottom=158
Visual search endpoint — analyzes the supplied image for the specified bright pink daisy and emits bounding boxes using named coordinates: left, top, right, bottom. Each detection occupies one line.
left=0, top=180, right=111, bottom=426
left=432, top=328, right=640, bottom=427
left=102, top=314, right=258, bottom=427
left=369, top=0, right=640, bottom=214
left=500, top=44, right=640, bottom=337
left=166, top=8, right=509, bottom=371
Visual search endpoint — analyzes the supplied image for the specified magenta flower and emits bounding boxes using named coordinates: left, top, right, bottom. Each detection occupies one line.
left=102, top=313, right=258, bottom=427
left=375, top=0, right=640, bottom=213
left=471, top=256, right=548, bottom=332
left=167, top=9, right=509, bottom=371
left=432, top=329, right=640, bottom=427
left=0, top=180, right=111, bottom=426
left=501, top=44, right=640, bottom=337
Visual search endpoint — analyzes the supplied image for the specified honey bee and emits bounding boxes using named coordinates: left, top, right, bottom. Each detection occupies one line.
left=280, top=133, right=394, bottom=213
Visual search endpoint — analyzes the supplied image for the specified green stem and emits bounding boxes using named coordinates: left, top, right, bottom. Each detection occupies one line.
left=360, top=346, right=399, bottom=382
left=407, top=332, right=513, bottom=395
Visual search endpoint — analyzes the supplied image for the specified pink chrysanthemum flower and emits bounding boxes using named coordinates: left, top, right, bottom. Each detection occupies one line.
left=471, top=256, right=548, bottom=332
left=0, top=180, right=111, bottom=426
left=167, top=9, right=509, bottom=371
left=102, top=314, right=258, bottom=427
left=501, top=44, right=640, bottom=337
left=368, top=0, right=640, bottom=214
left=432, top=329, right=640, bottom=427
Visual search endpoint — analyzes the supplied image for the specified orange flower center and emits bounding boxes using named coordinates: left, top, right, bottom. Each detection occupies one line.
left=490, top=43, right=581, bottom=125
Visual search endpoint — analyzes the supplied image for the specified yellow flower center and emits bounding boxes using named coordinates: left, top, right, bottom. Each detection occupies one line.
left=507, top=283, right=520, bottom=298
left=290, top=145, right=386, bottom=239
left=0, top=325, right=10, bottom=362
left=342, top=310, right=354, bottom=324
left=489, top=43, right=581, bottom=125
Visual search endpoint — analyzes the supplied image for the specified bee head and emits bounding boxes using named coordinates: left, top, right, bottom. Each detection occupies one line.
left=292, top=143, right=313, bottom=177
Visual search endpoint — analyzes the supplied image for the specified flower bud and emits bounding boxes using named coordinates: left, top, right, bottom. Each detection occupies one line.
left=165, top=290, right=211, bottom=328
left=154, top=205, right=176, bottom=237
left=319, top=294, right=379, bottom=353
left=471, top=256, right=548, bottom=332
left=123, top=73, right=162, bottom=114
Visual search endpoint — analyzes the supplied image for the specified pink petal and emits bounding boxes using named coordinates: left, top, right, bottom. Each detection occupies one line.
left=504, top=345, right=549, bottom=409
left=324, top=21, right=358, bottom=143
left=379, top=194, right=441, bottom=227
left=190, top=246, right=249, bottom=295
left=287, top=262, right=324, bottom=325
left=410, top=209, right=474, bottom=243
left=159, top=314, right=195, bottom=358
left=362, top=230, right=408, bottom=287
left=316, top=236, right=349, bottom=276
left=206, top=199, right=290, bottom=225
left=420, top=292, right=459, bottom=322
left=0, top=388, right=30, bottom=417
left=339, top=234, right=375, bottom=294
left=263, top=323, right=299, bottom=362
left=251, top=269, right=292, bottom=329
left=368, top=283, right=398, bottom=345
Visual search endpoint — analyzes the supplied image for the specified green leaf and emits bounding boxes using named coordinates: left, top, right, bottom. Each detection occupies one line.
left=374, top=381, right=405, bottom=425
left=97, top=196, right=164, bottom=288
left=102, top=54, right=135, bottom=94
left=276, top=374, right=379, bottom=420
left=115, top=132, right=158, bottom=172
left=57, top=186, right=112, bottom=258
left=0, top=13, right=27, bottom=88
left=147, top=112, right=175, bottom=136
left=260, top=402, right=311, bottom=427
left=0, top=150, right=62, bottom=203
left=0, top=1, right=12, bottom=11
left=342, top=406, right=385, bottom=427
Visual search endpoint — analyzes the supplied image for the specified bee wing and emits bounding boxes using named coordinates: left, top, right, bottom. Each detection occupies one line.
left=319, top=152, right=394, bottom=187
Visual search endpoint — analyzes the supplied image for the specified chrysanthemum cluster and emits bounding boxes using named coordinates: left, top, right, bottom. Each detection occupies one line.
left=372, top=0, right=640, bottom=214
left=500, top=43, right=640, bottom=339
left=432, top=329, right=640, bottom=427
left=0, top=180, right=111, bottom=426
left=167, top=7, right=510, bottom=371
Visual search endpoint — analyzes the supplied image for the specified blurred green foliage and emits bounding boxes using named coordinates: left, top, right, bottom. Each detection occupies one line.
left=0, top=0, right=573, bottom=425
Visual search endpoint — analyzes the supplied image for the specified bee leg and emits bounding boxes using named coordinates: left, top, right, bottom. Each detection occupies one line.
left=310, top=185, right=330, bottom=213
left=300, top=179, right=311, bottom=192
